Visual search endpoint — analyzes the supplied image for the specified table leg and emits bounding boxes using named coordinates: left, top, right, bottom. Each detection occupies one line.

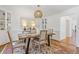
left=48, top=35, right=52, bottom=46
left=23, top=38, right=26, bottom=49
left=48, top=35, right=50, bottom=46
left=25, top=38, right=31, bottom=54
left=24, top=38, right=26, bottom=43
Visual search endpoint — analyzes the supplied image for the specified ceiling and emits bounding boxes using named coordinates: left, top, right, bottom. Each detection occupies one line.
left=0, top=5, right=77, bottom=18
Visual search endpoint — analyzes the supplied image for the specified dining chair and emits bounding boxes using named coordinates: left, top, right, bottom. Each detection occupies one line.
left=7, top=31, right=26, bottom=54
left=33, top=30, right=47, bottom=53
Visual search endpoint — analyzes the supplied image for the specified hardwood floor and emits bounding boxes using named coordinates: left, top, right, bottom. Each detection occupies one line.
left=51, top=39, right=76, bottom=54
left=76, top=47, right=79, bottom=54
left=0, top=44, right=6, bottom=53
left=0, top=38, right=78, bottom=54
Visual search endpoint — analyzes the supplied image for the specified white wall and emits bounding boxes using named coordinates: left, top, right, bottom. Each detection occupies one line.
left=1, top=6, right=79, bottom=47
left=0, top=7, right=12, bottom=45
left=60, top=17, right=66, bottom=40
left=46, top=14, right=60, bottom=40
left=0, top=6, right=25, bottom=45
left=47, top=6, right=79, bottom=47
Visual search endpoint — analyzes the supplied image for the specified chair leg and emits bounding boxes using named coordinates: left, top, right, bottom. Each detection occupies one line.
left=38, top=42, right=40, bottom=53
left=12, top=47, right=13, bottom=54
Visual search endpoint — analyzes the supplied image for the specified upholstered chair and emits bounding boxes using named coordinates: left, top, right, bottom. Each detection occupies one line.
left=7, top=31, right=26, bottom=54
left=33, top=30, right=47, bottom=53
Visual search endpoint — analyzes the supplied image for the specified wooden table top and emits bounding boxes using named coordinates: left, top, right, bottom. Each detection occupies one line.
left=47, top=32, right=56, bottom=35
left=18, top=33, right=40, bottom=39
left=18, top=32, right=55, bottom=39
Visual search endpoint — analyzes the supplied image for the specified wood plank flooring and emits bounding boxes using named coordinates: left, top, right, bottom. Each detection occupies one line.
left=0, top=44, right=6, bottom=53
left=0, top=37, right=78, bottom=54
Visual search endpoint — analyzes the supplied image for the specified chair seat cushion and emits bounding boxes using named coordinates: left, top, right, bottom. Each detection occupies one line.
left=33, top=39, right=46, bottom=45
left=13, top=43, right=25, bottom=48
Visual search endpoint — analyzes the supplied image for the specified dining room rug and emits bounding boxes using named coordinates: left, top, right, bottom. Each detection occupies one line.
left=1, top=39, right=77, bottom=54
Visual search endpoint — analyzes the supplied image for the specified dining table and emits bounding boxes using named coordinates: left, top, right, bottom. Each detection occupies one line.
left=47, top=32, right=56, bottom=46
left=18, top=30, right=55, bottom=54
left=18, top=33, right=40, bottom=54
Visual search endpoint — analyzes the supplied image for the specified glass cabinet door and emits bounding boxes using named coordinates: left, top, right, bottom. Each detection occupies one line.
left=0, top=10, right=5, bottom=30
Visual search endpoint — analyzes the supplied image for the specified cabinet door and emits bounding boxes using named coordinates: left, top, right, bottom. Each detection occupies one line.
left=0, top=10, right=5, bottom=30
left=7, top=12, right=11, bottom=30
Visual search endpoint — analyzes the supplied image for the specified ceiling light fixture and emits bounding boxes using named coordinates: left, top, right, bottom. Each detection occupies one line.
left=34, top=5, right=43, bottom=18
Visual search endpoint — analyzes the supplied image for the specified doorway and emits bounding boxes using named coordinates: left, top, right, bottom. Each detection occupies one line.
left=60, top=16, right=77, bottom=43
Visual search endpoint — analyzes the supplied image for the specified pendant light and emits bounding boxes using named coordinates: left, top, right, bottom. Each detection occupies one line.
left=34, top=5, right=43, bottom=18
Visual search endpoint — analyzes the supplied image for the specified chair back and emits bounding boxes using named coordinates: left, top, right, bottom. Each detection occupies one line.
left=40, top=30, right=47, bottom=41
left=0, top=31, right=10, bottom=45
left=7, top=31, right=13, bottom=53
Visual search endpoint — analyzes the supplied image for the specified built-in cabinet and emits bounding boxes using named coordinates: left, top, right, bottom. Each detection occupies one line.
left=0, top=9, right=11, bottom=30
left=0, top=10, right=5, bottom=30
left=7, top=12, right=11, bottom=30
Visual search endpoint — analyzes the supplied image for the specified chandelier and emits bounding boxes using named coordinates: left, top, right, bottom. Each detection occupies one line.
left=34, top=5, right=43, bottom=18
